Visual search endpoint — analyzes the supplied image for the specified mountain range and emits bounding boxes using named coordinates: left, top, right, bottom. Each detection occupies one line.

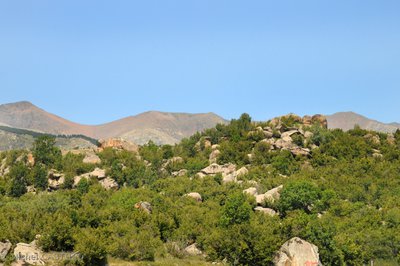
left=0, top=101, right=398, bottom=151
left=0, top=101, right=227, bottom=146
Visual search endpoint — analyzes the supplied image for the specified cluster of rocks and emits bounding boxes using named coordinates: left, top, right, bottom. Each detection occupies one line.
left=1, top=236, right=45, bottom=265
left=270, top=114, right=328, bottom=129
left=243, top=185, right=283, bottom=217
left=196, top=163, right=248, bottom=183
left=251, top=126, right=314, bottom=157
left=39, top=168, right=118, bottom=192
left=74, top=168, right=118, bottom=190
left=274, top=237, right=322, bottom=266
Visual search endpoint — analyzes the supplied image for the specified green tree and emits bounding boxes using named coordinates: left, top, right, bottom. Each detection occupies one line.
left=278, top=180, right=321, bottom=215
left=74, top=228, right=107, bottom=266
left=8, top=162, right=28, bottom=197
left=77, top=178, right=90, bottom=194
left=220, top=193, right=252, bottom=227
left=32, top=165, right=48, bottom=191
left=32, top=135, right=61, bottom=166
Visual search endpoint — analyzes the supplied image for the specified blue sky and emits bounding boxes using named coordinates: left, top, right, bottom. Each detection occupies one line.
left=1, top=1, right=399, bottom=125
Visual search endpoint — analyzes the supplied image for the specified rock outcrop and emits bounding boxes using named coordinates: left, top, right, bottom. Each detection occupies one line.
left=274, top=237, right=321, bottom=266
left=98, top=138, right=139, bottom=153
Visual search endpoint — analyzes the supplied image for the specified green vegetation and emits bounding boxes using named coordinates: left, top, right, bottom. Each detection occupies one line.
left=0, top=115, right=400, bottom=265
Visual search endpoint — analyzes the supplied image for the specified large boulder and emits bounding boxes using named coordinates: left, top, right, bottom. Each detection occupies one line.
left=99, top=177, right=119, bottom=190
left=14, top=242, right=45, bottom=265
left=82, top=153, right=101, bottom=164
left=254, top=207, right=277, bottom=216
left=209, top=149, right=221, bottom=164
left=274, top=237, right=321, bottom=266
left=0, top=240, right=11, bottom=261
left=172, top=169, right=188, bottom=177
left=47, top=170, right=65, bottom=190
left=185, top=192, right=203, bottom=202
left=236, top=166, right=249, bottom=177
left=89, top=168, right=106, bottom=180
left=184, top=243, right=202, bottom=256
left=256, top=185, right=283, bottom=205
left=243, top=187, right=258, bottom=197
left=99, top=138, right=139, bottom=153
left=200, top=163, right=236, bottom=176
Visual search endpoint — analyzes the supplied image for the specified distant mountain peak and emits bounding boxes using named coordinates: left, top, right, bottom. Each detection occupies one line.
left=326, top=111, right=399, bottom=133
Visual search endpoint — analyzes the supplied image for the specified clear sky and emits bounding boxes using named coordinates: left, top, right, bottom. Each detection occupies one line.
left=1, top=1, right=399, bottom=125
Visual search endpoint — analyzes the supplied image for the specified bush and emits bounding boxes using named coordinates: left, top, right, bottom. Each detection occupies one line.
left=220, top=193, right=252, bottom=227
left=278, top=180, right=321, bottom=215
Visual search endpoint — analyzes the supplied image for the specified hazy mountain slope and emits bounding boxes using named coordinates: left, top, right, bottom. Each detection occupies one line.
left=93, top=111, right=226, bottom=144
left=326, top=112, right=400, bottom=133
left=0, top=102, right=227, bottom=145
left=0, top=101, right=94, bottom=136
left=0, top=126, right=97, bottom=151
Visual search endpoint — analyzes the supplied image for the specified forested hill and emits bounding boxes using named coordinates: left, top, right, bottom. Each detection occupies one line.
left=0, top=113, right=400, bottom=265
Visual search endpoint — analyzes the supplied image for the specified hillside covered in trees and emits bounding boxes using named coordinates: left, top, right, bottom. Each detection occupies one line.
left=0, top=114, right=400, bottom=265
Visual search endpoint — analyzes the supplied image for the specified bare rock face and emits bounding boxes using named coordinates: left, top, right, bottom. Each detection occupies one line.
left=134, top=201, right=152, bottom=214
left=0, top=240, right=11, bottom=261
left=184, top=243, right=202, bottom=256
left=185, top=192, right=203, bottom=202
left=99, top=138, right=139, bottom=153
left=14, top=242, right=45, bottom=265
left=274, top=237, right=322, bottom=266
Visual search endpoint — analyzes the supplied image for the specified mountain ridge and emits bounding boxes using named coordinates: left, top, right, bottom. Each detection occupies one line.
left=326, top=111, right=400, bottom=133
left=1, top=101, right=399, bottom=146
left=0, top=101, right=227, bottom=145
